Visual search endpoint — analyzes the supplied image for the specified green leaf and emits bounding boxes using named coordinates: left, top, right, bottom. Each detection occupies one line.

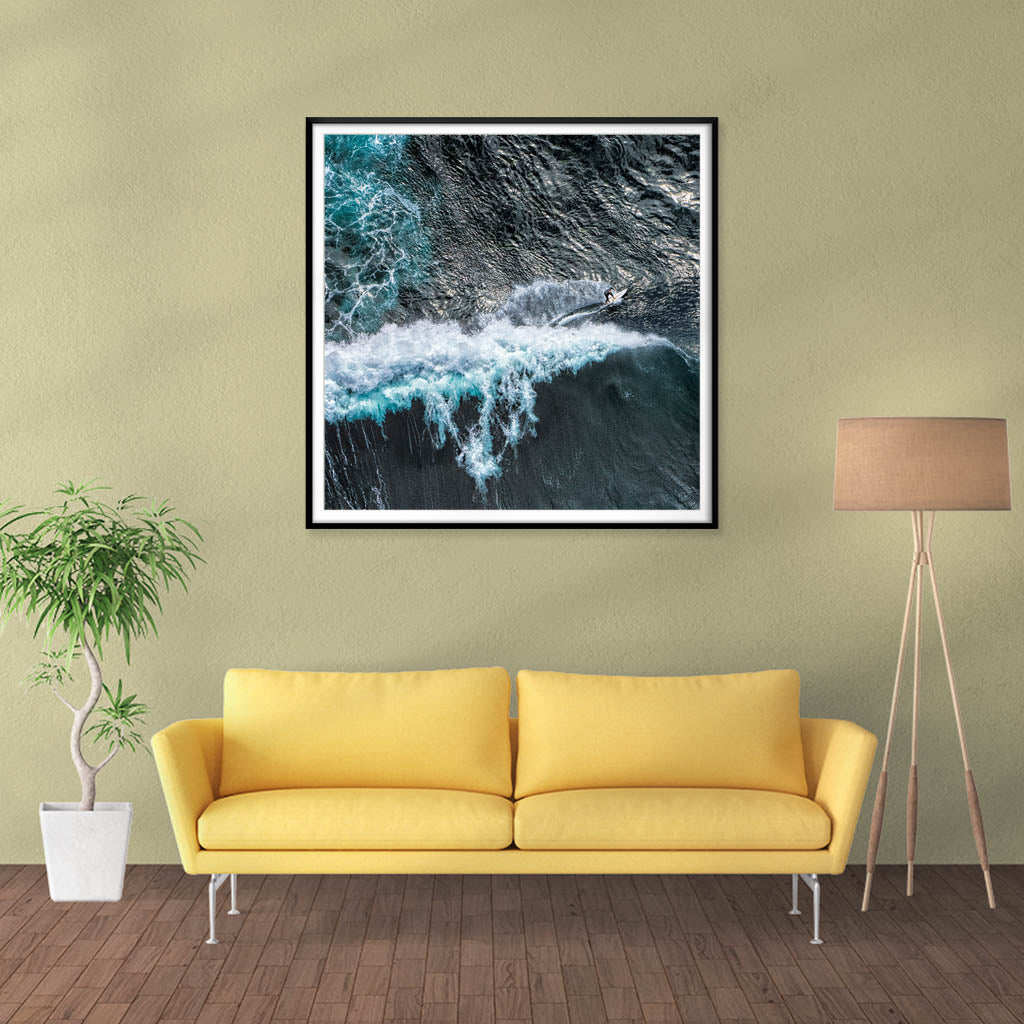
left=84, top=677, right=149, bottom=755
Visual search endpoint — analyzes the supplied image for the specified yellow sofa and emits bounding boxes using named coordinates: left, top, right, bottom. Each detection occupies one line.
left=152, top=667, right=877, bottom=945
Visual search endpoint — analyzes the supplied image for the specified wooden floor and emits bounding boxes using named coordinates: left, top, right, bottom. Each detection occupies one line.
left=0, top=866, right=1023, bottom=1024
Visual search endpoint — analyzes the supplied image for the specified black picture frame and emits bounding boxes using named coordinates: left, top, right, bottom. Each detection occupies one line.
left=307, top=117, right=718, bottom=528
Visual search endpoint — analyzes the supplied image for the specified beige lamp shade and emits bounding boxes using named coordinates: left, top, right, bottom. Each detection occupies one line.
left=834, top=417, right=1011, bottom=510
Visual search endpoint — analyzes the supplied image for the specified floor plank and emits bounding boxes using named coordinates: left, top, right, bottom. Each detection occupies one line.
left=0, top=866, right=1018, bottom=1022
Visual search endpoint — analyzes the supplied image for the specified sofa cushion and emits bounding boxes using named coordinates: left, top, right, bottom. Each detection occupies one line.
left=514, top=788, right=831, bottom=850
left=198, top=788, right=514, bottom=850
left=514, top=669, right=808, bottom=798
left=219, top=668, right=512, bottom=796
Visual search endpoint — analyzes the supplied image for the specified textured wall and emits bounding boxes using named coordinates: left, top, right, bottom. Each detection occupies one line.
left=2, top=1, right=1022, bottom=866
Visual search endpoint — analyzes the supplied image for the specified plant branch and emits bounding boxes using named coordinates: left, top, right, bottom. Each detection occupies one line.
left=70, top=639, right=106, bottom=810
left=52, top=689, right=78, bottom=713
left=94, top=746, right=119, bottom=773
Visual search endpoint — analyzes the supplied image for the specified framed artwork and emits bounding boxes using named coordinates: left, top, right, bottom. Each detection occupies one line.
left=307, top=118, right=717, bottom=527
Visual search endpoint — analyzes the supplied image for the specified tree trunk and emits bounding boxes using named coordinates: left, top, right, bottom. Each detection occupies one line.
left=72, top=641, right=105, bottom=811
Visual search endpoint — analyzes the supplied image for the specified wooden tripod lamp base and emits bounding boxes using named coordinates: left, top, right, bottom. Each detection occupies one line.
left=833, top=418, right=1011, bottom=912
left=860, top=510, right=994, bottom=910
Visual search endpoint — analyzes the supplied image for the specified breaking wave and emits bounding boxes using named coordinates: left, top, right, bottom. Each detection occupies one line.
left=324, top=303, right=675, bottom=492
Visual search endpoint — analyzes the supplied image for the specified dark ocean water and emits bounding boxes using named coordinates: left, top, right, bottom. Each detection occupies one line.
left=321, top=133, right=702, bottom=511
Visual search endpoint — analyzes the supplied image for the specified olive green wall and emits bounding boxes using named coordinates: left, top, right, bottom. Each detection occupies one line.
left=2, top=1, right=1022, bottom=866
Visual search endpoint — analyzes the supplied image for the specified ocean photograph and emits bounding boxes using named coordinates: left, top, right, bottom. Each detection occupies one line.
left=308, top=122, right=715, bottom=525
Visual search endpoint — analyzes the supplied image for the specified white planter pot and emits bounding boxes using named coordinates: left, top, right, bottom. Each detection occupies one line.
left=39, top=802, right=132, bottom=901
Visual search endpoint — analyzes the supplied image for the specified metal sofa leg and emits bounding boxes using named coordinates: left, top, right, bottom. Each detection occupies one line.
left=206, top=872, right=231, bottom=944
left=788, top=874, right=801, bottom=915
left=228, top=874, right=241, bottom=915
left=788, top=874, right=824, bottom=944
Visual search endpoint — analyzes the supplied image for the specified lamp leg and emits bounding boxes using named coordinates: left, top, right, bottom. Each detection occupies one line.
left=923, top=513, right=996, bottom=909
left=907, top=511, right=923, bottom=897
left=863, top=511, right=921, bottom=912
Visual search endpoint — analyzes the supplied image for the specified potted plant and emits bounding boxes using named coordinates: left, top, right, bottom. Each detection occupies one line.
left=0, top=481, right=203, bottom=901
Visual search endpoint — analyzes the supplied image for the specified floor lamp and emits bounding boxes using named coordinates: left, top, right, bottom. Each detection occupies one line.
left=833, top=417, right=1011, bottom=911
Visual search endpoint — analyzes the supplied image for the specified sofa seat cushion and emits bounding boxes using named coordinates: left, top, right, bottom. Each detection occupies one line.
left=513, top=788, right=831, bottom=851
left=198, top=788, right=513, bottom=851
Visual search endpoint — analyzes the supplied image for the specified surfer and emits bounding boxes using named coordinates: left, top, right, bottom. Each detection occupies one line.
left=550, top=287, right=627, bottom=327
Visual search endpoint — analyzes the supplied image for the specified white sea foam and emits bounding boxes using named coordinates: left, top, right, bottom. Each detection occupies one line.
left=324, top=315, right=671, bottom=493
left=487, top=278, right=609, bottom=326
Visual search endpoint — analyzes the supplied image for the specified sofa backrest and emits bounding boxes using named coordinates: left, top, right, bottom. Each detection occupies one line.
left=513, top=669, right=808, bottom=798
left=219, top=667, right=513, bottom=797
left=201, top=715, right=833, bottom=801
left=506, top=716, right=832, bottom=799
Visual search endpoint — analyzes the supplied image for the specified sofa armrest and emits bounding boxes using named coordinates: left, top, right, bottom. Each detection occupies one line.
left=151, top=718, right=223, bottom=874
left=801, top=718, right=878, bottom=873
